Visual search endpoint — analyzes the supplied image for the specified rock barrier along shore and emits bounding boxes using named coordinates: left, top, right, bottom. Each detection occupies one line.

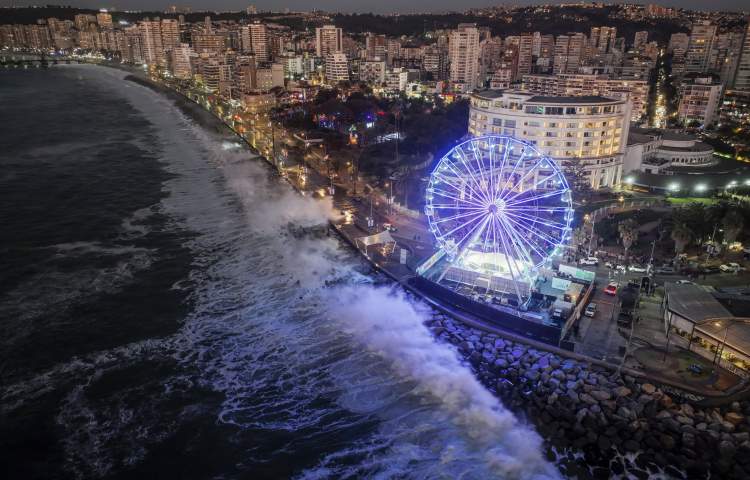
left=428, top=313, right=750, bottom=479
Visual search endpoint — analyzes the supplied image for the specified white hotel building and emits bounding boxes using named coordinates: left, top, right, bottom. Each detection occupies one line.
left=469, top=90, right=630, bottom=189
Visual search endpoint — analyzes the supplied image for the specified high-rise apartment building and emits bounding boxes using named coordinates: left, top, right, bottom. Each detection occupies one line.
left=517, top=34, right=534, bottom=78
left=633, top=31, right=648, bottom=51
left=685, top=21, right=717, bottom=74
left=449, top=23, right=481, bottom=92
left=553, top=33, right=585, bottom=74
left=733, top=21, right=750, bottom=91
left=169, top=43, right=194, bottom=79
left=96, top=11, right=113, bottom=29
left=161, top=19, right=180, bottom=52
left=324, top=52, right=349, bottom=83
left=249, top=22, right=269, bottom=62
left=315, top=25, right=342, bottom=58
left=139, top=20, right=166, bottom=67
left=677, top=74, right=723, bottom=127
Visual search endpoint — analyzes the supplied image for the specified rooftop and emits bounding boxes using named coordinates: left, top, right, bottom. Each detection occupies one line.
left=665, top=283, right=731, bottom=324
left=527, top=95, right=620, bottom=104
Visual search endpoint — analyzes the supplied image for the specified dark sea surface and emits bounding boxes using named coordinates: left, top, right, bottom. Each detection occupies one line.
left=0, top=65, right=556, bottom=480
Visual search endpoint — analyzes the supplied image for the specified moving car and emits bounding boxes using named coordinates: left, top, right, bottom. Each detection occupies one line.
left=675, top=279, right=694, bottom=285
left=579, top=256, right=599, bottom=266
left=584, top=303, right=597, bottom=317
left=655, top=266, right=675, bottom=275
left=720, top=263, right=744, bottom=273
left=604, top=282, right=618, bottom=295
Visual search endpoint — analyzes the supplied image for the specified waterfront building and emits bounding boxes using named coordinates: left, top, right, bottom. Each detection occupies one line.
left=139, top=20, right=166, bottom=67
left=468, top=90, right=630, bottom=189
left=449, top=23, right=481, bottom=92
left=677, top=74, right=723, bottom=127
left=315, top=25, right=342, bottom=58
left=663, top=283, right=750, bottom=378
left=192, top=33, right=225, bottom=55
left=161, top=19, right=180, bottom=52
left=169, top=43, right=194, bottom=79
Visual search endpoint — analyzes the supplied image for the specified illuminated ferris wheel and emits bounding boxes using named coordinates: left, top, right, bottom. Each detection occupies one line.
left=424, top=136, right=573, bottom=301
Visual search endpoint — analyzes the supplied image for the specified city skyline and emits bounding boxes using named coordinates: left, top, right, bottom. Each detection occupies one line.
left=1, top=0, right=749, bottom=14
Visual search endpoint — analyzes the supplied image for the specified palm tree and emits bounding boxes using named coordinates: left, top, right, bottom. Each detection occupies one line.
left=722, top=208, right=745, bottom=245
left=671, top=221, right=693, bottom=255
left=618, top=218, right=639, bottom=261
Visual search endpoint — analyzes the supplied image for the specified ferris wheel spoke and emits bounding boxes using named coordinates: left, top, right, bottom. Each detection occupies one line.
left=430, top=203, right=487, bottom=211
left=496, top=215, right=534, bottom=273
left=432, top=209, right=489, bottom=225
left=503, top=170, right=561, bottom=204
left=496, top=146, right=528, bottom=201
left=498, top=215, right=546, bottom=267
left=506, top=206, right=569, bottom=214
left=502, top=213, right=561, bottom=249
left=431, top=188, right=487, bottom=208
left=505, top=188, right=568, bottom=207
left=439, top=156, right=490, bottom=205
left=491, top=215, right=524, bottom=302
left=504, top=210, right=569, bottom=231
left=455, top=147, right=492, bottom=204
left=469, top=142, right=493, bottom=203
left=437, top=210, right=487, bottom=241
left=434, top=173, right=487, bottom=202
left=499, top=156, right=549, bottom=202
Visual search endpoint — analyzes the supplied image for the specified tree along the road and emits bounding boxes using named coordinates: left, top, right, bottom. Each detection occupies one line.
left=618, top=218, right=639, bottom=261
left=723, top=208, right=745, bottom=245
left=670, top=221, right=693, bottom=255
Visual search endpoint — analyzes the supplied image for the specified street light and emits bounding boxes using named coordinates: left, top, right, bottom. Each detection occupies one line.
left=668, top=182, right=680, bottom=192
left=695, top=184, right=707, bottom=193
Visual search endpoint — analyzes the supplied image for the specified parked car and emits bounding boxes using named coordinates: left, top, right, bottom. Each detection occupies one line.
left=584, top=303, right=597, bottom=317
left=629, top=265, right=648, bottom=273
left=383, top=223, right=398, bottom=232
left=579, top=256, right=599, bottom=266
left=615, top=265, right=627, bottom=274
left=604, top=282, right=618, bottom=295
left=720, top=263, right=744, bottom=273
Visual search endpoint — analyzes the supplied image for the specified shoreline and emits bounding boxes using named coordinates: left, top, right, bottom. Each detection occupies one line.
left=93, top=63, right=750, bottom=479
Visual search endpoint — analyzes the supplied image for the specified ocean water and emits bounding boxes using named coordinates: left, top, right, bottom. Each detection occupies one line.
left=0, top=65, right=557, bottom=480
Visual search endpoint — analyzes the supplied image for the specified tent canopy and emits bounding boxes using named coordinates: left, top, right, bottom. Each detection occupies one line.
left=356, top=231, right=396, bottom=247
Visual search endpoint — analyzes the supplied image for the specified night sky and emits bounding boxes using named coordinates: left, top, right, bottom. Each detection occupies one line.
left=0, top=1, right=747, bottom=14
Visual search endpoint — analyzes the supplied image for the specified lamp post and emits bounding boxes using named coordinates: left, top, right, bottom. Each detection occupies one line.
left=712, top=320, right=733, bottom=370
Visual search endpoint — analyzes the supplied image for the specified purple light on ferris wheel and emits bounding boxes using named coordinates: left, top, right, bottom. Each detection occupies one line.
left=424, top=135, right=573, bottom=301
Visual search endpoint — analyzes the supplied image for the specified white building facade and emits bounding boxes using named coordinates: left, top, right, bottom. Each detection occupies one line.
left=469, top=90, right=630, bottom=189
